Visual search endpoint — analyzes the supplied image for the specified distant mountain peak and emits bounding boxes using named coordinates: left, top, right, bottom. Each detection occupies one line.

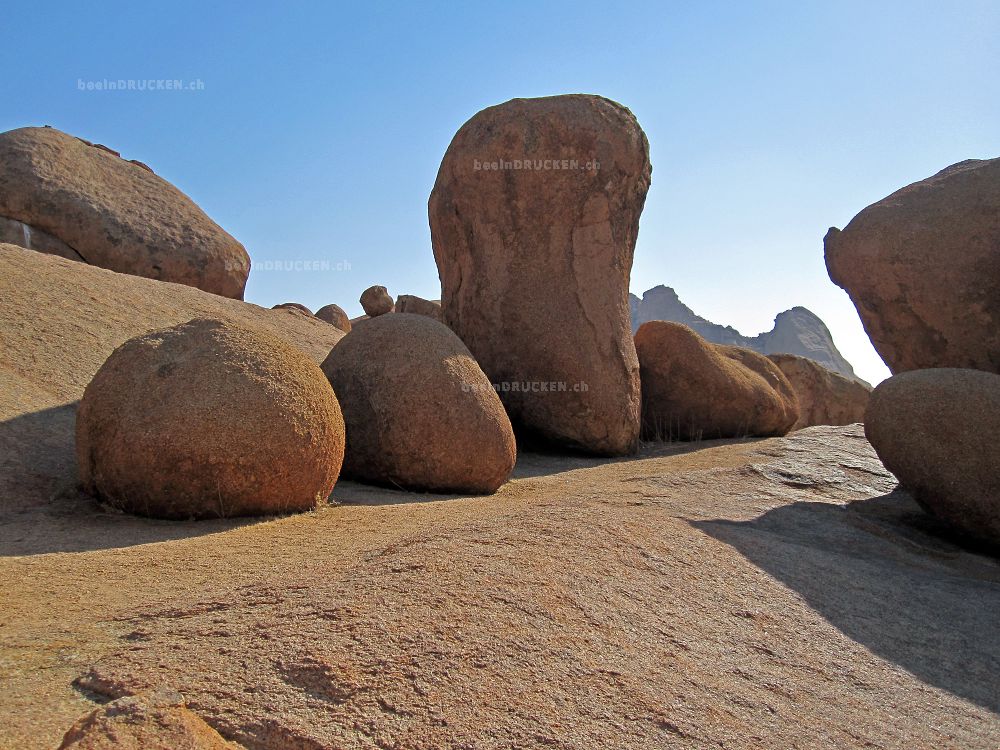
left=629, top=285, right=866, bottom=384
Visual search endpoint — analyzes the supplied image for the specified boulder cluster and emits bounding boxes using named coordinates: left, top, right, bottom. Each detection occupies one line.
left=827, top=157, right=1000, bottom=545
left=635, top=321, right=799, bottom=440
left=5, top=94, right=977, bottom=534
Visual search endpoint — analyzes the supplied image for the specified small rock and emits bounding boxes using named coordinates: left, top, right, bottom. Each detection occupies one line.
left=395, top=294, right=441, bottom=321
left=57, top=687, right=240, bottom=749
left=360, top=285, right=394, bottom=317
left=272, top=302, right=313, bottom=316
left=315, top=303, right=352, bottom=332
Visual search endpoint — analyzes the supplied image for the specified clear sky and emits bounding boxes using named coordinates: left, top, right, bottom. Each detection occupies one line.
left=3, top=1, right=998, bottom=384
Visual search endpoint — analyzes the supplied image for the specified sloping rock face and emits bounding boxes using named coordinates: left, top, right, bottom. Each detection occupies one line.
left=866, top=368, right=1000, bottom=545
left=57, top=689, right=240, bottom=749
left=49, top=426, right=1000, bottom=750
left=0, top=244, right=344, bottom=523
left=769, top=353, right=871, bottom=430
left=0, top=127, right=250, bottom=298
left=825, top=158, right=1000, bottom=374
left=77, top=319, right=346, bottom=519
left=430, top=95, right=650, bottom=455
left=636, top=321, right=799, bottom=440
left=321, top=313, right=516, bottom=493
left=630, top=285, right=863, bottom=382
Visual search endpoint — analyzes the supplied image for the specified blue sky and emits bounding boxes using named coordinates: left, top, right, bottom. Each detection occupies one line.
left=3, top=1, right=998, bottom=384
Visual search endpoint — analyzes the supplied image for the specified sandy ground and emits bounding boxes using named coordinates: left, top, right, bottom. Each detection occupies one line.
left=2, top=247, right=999, bottom=748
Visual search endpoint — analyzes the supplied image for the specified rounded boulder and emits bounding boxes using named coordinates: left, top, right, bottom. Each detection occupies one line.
left=768, top=353, right=871, bottom=430
left=76, top=318, right=345, bottom=518
left=636, top=321, right=799, bottom=440
left=321, top=313, right=516, bottom=493
left=360, top=285, right=394, bottom=317
left=315, top=303, right=352, bottom=332
left=865, top=368, right=1000, bottom=545
left=825, top=158, right=1000, bottom=374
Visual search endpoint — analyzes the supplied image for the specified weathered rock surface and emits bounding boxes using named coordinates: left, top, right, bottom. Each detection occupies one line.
left=77, top=318, right=346, bottom=519
left=0, top=127, right=250, bottom=298
left=0, top=215, right=80, bottom=260
left=636, top=321, right=799, bottom=440
left=57, top=688, right=240, bottom=749
left=314, top=303, right=352, bottom=331
left=271, top=302, right=313, bottom=315
left=430, top=94, right=650, bottom=455
left=39, top=426, right=1000, bottom=750
left=866, top=368, right=1000, bottom=545
left=769, top=353, right=871, bottom=430
left=630, top=285, right=864, bottom=382
left=395, top=294, right=442, bottom=320
left=359, top=285, right=394, bottom=317
left=321, top=313, right=515, bottom=493
left=825, top=158, right=1000, bottom=374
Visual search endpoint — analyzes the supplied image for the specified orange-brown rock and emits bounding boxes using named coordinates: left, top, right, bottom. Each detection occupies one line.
left=321, top=313, right=515, bottom=493
left=825, top=158, right=1000, bottom=374
left=57, top=689, right=239, bottom=749
left=768, top=353, right=871, bottom=430
left=429, top=95, right=649, bottom=456
left=315, top=303, right=352, bottom=331
left=636, top=321, right=799, bottom=440
left=359, top=285, right=394, bottom=317
left=76, top=318, right=345, bottom=519
left=395, top=294, right=442, bottom=320
left=865, top=368, right=1000, bottom=545
left=0, top=127, right=250, bottom=298
left=272, top=302, right=313, bottom=315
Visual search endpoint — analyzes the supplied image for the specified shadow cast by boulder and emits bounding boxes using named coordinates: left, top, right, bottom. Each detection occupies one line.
left=0, top=402, right=270, bottom=556
left=696, top=490, right=1000, bottom=713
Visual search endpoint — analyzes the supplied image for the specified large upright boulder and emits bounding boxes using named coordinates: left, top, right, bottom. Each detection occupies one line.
left=825, top=158, right=1000, bottom=374
left=429, top=95, right=650, bottom=455
left=76, top=318, right=345, bottom=519
left=768, top=353, right=871, bottom=430
left=635, top=321, right=799, bottom=440
left=321, top=313, right=516, bottom=493
left=0, top=127, right=250, bottom=298
left=865, top=368, right=1000, bottom=545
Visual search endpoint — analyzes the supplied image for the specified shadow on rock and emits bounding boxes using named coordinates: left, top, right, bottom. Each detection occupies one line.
left=0, top=402, right=260, bottom=556
left=696, top=489, right=1000, bottom=713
